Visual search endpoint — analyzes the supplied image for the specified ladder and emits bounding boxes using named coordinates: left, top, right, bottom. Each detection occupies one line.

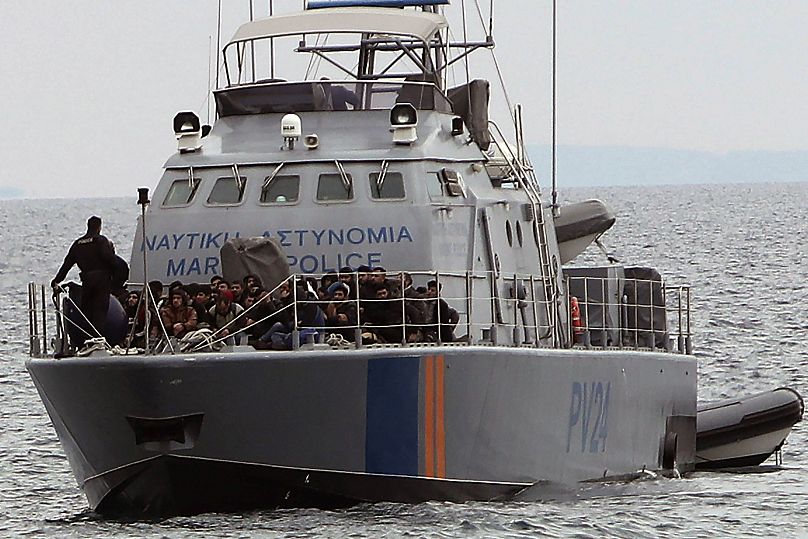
left=487, top=122, right=560, bottom=347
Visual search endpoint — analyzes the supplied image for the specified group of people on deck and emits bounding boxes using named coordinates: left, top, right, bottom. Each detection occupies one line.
left=302, top=265, right=461, bottom=348
left=120, top=266, right=459, bottom=350
left=52, top=216, right=459, bottom=352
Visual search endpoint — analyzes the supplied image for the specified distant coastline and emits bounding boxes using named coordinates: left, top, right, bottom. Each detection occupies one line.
left=528, top=145, right=808, bottom=187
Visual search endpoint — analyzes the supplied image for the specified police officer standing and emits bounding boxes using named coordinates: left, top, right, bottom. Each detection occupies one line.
left=51, top=216, right=117, bottom=339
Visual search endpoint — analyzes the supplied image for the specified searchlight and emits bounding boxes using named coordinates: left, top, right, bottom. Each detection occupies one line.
left=173, top=111, right=202, bottom=154
left=390, top=103, right=418, bottom=145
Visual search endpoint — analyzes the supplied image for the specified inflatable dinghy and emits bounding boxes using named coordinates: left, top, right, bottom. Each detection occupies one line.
left=696, top=387, right=804, bottom=470
left=554, top=200, right=616, bottom=264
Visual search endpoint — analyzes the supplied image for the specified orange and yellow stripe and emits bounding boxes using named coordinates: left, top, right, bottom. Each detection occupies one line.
left=424, top=354, right=446, bottom=478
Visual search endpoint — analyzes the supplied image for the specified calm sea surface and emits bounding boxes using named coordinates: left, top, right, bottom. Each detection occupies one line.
left=1, top=183, right=806, bottom=538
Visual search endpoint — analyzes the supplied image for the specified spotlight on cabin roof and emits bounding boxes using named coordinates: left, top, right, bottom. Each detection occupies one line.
left=173, top=111, right=202, bottom=154
left=390, top=103, right=418, bottom=145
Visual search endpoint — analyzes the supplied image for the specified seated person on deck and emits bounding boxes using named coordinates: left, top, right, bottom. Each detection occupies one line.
left=208, top=290, right=245, bottom=345
left=423, top=280, right=459, bottom=342
left=324, top=282, right=358, bottom=342
left=160, top=288, right=198, bottom=339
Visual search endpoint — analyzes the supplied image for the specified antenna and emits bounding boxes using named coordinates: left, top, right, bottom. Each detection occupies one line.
left=461, top=0, right=471, bottom=88
left=270, top=0, right=275, bottom=78
left=488, top=0, right=494, bottom=39
left=249, top=0, right=256, bottom=80
left=215, top=0, right=222, bottom=89
left=551, top=0, right=558, bottom=212
left=207, top=35, right=212, bottom=124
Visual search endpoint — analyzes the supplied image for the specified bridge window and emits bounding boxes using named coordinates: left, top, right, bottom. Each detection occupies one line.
left=317, top=173, right=354, bottom=202
left=261, top=175, right=299, bottom=204
left=369, top=172, right=405, bottom=200
left=163, top=179, right=199, bottom=207
left=207, top=176, right=246, bottom=205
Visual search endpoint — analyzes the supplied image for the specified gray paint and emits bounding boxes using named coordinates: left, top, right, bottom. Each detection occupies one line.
left=27, top=346, right=696, bottom=509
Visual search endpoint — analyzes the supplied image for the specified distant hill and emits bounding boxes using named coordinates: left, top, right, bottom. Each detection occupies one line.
left=527, top=145, right=808, bottom=186
left=1, top=147, right=806, bottom=198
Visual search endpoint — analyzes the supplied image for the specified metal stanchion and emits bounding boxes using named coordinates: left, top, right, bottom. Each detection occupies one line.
left=138, top=187, right=151, bottom=355
left=465, top=271, right=473, bottom=344
left=685, top=287, right=693, bottom=355
left=40, top=284, right=47, bottom=355
left=435, top=271, right=442, bottom=345
left=28, top=283, right=35, bottom=356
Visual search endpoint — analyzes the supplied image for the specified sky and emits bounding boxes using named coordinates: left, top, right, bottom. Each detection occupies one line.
left=1, top=0, right=806, bottom=198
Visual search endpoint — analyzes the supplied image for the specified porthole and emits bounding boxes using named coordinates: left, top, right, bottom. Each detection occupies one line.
left=505, top=220, right=513, bottom=247
left=516, top=221, right=524, bottom=247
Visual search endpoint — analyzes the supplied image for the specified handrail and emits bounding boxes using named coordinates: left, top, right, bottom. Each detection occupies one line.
left=30, top=270, right=693, bottom=358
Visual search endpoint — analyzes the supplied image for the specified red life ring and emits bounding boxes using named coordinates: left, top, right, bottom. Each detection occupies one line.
left=570, top=296, right=584, bottom=336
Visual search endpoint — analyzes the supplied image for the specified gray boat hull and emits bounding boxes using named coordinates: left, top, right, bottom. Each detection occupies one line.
left=26, top=346, right=697, bottom=516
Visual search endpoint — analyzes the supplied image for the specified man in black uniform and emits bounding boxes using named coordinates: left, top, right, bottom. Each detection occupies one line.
left=51, top=216, right=117, bottom=340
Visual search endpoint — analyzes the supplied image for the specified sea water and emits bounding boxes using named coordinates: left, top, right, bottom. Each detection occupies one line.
left=1, top=182, right=806, bottom=538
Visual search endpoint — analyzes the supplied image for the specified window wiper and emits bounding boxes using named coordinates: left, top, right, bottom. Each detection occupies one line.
left=232, top=164, right=245, bottom=192
left=187, top=166, right=198, bottom=203
left=263, top=162, right=286, bottom=189
left=375, top=160, right=389, bottom=195
left=187, top=166, right=198, bottom=190
left=334, top=160, right=351, bottom=192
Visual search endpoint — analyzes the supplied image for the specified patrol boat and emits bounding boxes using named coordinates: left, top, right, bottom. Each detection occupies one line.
left=25, top=0, right=699, bottom=516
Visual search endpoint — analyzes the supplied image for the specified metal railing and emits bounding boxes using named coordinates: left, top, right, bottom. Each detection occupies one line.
left=566, top=274, right=692, bottom=354
left=29, top=269, right=693, bottom=357
left=27, top=283, right=48, bottom=357
left=282, top=270, right=557, bottom=349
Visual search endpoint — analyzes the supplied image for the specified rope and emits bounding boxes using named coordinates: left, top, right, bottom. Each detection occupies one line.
left=188, top=277, right=294, bottom=352
left=53, top=284, right=104, bottom=340
left=148, top=288, right=175, bottom=354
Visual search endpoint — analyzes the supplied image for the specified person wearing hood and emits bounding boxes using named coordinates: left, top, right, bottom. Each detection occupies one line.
left=324, top=282, right=358, bottom=341
left=209, top=289, right=245, bottom=345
